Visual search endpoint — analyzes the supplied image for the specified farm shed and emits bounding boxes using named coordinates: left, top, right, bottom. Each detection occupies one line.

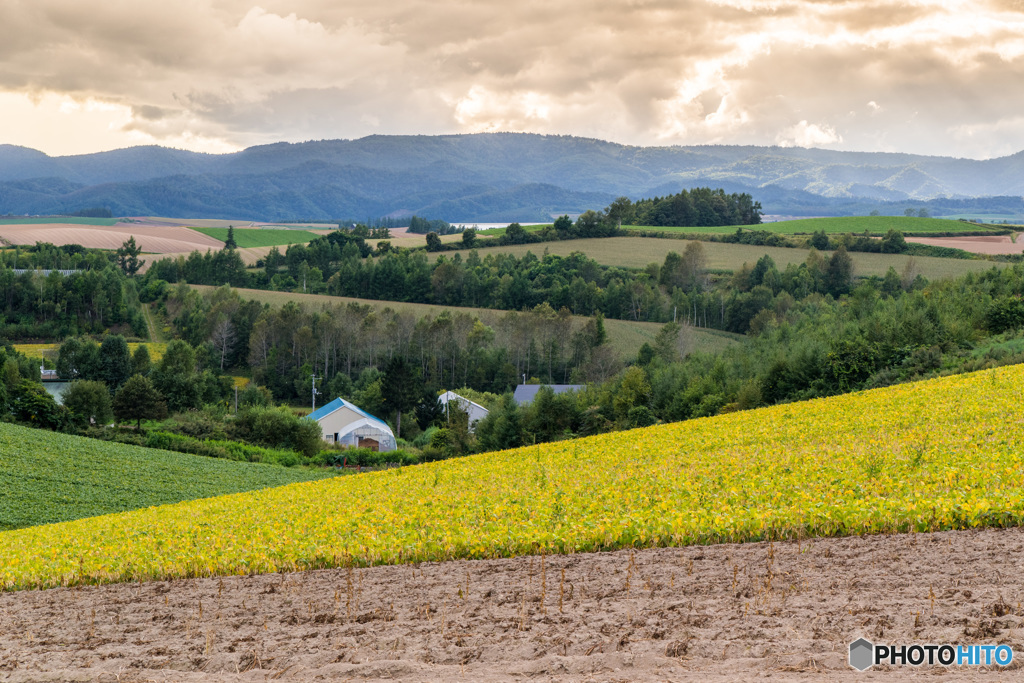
left=307, top=398, right=396, bottom=452
left=513, top=384, right=585, bottom=406
left=438, top=391, right=489, bottom=432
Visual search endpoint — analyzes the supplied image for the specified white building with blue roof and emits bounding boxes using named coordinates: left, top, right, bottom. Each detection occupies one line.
left=307, top=397, right=397, bottom=452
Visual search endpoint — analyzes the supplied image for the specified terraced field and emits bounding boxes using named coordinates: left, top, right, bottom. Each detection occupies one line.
left=3, top=363, right=1023, bottom=591
left=0, top=423, right=336, bottom=532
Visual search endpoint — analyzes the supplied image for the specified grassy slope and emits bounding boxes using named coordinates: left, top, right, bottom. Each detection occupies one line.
left=0, top=422, right=336, bottom=531
left=4, top=364, right=1024, bottom=590
left=190, top=285, right=742, bottom=359
left=455, top=236, right=1004, bottom=280
left=190, top=227, right=321, bottom=248
left=624, top=216, right=1004, bottom=235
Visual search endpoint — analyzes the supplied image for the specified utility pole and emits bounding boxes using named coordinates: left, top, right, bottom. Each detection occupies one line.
left=311, top=372, right=320, bottom=411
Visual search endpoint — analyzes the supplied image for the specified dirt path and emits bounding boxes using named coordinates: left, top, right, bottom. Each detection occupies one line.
left=2, top=527, right=1023, bottom=681
left=140, top=304, right=161, bottom=343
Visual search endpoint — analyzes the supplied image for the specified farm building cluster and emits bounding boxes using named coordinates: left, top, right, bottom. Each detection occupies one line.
left=308, top=385, right=583, bottom=451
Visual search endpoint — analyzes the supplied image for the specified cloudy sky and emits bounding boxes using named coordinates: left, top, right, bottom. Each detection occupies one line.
left=1, top=0, right=1023, bottom=158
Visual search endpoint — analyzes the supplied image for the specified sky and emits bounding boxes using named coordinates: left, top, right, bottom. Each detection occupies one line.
left=1, top=0, right=1024, bottom=159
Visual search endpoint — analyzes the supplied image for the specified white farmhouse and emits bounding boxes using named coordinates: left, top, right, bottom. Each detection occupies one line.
left=438, top=391, right=490, bottom=431
left=307, top=397, right=396, bottom=452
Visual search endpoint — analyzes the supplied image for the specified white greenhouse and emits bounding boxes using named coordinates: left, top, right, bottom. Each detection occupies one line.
left=307, top=397, right=396, bottom=452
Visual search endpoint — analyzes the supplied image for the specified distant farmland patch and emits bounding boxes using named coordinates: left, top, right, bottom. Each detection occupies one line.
left=0, top=216, right=118, bottom=226
left=0, top=223, right=222, bottom=254
left=13, top=342, right=167, bottom=363
left=190, top=227, right=322, bottom=248
left=461, top=236, right=1006, bottom=280
left=625, top=216, right=1007, bottom=236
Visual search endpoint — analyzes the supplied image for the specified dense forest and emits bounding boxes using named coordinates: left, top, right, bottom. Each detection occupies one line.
left=0, top=243, right=146, bottom=339
left=609, top=188, right=763, bottom=227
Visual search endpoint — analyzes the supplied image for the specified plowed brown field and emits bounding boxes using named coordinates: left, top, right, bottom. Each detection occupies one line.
left=906, top=234, right=1024, bottom=255
left=1, top=527, right=1021, bottom=681
left=0, top=223, right=224, bottom=254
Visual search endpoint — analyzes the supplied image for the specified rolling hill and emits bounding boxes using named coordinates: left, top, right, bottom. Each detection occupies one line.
left=3, top=362, right=1023, bottom=590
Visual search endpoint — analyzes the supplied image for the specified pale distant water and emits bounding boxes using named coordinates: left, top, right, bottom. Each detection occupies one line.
left=42, top=382, right=70, bottom=403
left=451, top=222, right=546, bottom=230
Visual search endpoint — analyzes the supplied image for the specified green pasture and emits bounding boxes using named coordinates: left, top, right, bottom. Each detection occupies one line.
left=0, top=216, right=118, bottom=226
left=190, top=227, right=322, bottom=248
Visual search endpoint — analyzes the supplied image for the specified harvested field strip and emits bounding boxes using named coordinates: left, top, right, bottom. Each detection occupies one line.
left=0, top=216, right=117, bottom=226
left=0, top=422, right=336, bottom=531
left=456, top=236, right=1005, bottom=279
left=3, top=364, right=1024, bottom=590
left=189, top=227, right=321, bottom=248
left=0, top=224, right=223, bottom=253
left=189, top=285, right=743, bottom=358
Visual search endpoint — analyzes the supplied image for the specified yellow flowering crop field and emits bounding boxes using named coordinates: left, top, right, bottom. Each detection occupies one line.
left=13, top=342, right=167, bottom=363
left=4, top=365, right=1024, bottom=591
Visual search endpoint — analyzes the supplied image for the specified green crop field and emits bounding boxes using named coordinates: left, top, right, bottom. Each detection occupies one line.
left=0, top=423, right=336, bottom=531
left=0, top=216, right=119, bottom=226
left=624, top=216, right=1006, bottom=236
left=458, top=236, right=1006, bottom=280
left=4, top=364, right=1024, bottom=590
left=190, top=285, right=743, bottom=359
left=190, top=227, right=322, bottom=248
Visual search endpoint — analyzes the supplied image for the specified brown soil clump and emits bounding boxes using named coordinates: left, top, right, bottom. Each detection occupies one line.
left=2, top=527, right=1023, bottom=681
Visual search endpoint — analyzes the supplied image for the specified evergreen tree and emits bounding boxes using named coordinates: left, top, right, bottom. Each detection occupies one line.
left=131, top=344, right=152, bottom=376
left=826, top=246, right=854, bottom=297
left=151, top=340, right=201, bottom=412
left=99, top=335, right=132, bottom=392
left=224, top=225, right=238, bottom=249
left=381, top=356, right=419, bottom=438
left=115, top=236, right=144, bottom=276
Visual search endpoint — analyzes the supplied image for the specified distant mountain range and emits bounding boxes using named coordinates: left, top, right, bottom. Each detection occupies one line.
left=1, top=134, right=1023, bottom=222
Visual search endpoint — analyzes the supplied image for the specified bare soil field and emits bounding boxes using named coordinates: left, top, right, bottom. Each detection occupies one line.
left=2, top=527, right=1022, bottom=681
left=906, top=234, right=1024, bottom=255
left=0, top=223, right=223, bottom=254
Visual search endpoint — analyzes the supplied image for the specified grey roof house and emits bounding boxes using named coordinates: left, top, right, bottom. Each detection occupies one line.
left=512, top=384, right=585, bottom=406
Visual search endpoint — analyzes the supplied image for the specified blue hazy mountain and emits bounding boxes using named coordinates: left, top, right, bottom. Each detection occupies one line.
left=0, top=134, right=1022, bottom=221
